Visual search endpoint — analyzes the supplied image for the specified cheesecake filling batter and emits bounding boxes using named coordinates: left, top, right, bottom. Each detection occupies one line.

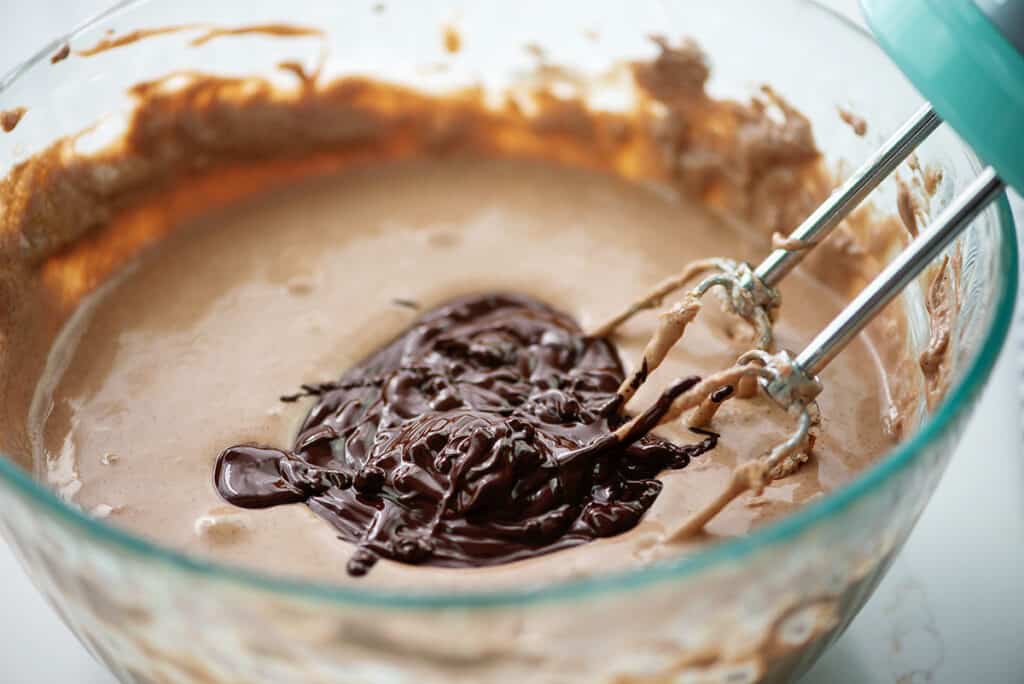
left=29, top=156, right=907, bottom=587
left=0, top=35, right=942, bottom=588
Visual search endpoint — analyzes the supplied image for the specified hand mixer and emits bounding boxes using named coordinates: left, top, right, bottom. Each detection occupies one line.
left=591, top=0, right=1024, bottom=537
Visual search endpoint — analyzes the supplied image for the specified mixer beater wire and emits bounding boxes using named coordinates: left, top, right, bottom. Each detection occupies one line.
left=591, top=104, right=1007, bottom=537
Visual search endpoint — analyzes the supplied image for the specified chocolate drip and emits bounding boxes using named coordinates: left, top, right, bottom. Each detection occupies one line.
left=215, top=294, right=718, bottom=576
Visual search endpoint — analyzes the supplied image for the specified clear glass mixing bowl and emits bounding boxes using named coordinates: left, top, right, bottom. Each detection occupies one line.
left=0, top=2, right=1016, bottom=683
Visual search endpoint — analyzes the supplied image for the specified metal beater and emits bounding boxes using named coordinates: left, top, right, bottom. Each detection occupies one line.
left=599, top=0, right=1024, bottom=534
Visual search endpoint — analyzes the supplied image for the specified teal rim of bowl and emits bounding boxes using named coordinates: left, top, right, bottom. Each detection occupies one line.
left=0, top=0, right=1017, bottom=609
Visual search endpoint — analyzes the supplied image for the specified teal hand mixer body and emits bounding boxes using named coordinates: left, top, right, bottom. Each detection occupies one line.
left=595, top=0, right=1024, bottom=535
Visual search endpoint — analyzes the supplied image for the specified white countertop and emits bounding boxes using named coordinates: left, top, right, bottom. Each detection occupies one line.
left=1, top=2, right=1021, bottom=682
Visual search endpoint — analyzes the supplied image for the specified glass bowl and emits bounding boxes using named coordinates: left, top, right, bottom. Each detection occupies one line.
left=0, top=2, right=1015, bottom=683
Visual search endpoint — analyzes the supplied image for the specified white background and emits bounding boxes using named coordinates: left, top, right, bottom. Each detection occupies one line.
left=1, top=1, right=1021, bottom=682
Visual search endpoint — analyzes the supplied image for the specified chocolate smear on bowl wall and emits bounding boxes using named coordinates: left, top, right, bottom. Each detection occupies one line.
left=443, top=25, right=461, bottom=54
left=50, top=44, right=70, bottom=64
left=837, top=106, right=868, bottom=136
left=1, top=107, right=26, bottom=133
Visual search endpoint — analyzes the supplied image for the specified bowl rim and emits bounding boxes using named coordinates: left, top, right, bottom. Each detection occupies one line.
left=0, top=0, right=1017, bottom=609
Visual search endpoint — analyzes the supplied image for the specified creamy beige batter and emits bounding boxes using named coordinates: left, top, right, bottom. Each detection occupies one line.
left=35, top=156, right=896, bottom=589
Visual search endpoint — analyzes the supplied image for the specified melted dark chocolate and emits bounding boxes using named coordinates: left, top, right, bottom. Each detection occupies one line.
left=215, top=294, right=718, bottom=576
